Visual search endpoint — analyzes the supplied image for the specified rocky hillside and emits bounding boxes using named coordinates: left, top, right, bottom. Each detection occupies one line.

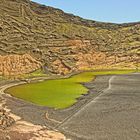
left=0, top=0, right=140, bottom=75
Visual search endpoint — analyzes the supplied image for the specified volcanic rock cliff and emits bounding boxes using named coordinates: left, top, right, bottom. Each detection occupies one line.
left=0, top=54, right=41, bottom=76
left=0, top=0, right=140, bottom=75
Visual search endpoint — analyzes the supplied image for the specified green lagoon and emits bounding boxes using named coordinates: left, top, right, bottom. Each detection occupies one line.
left=5, top=70, right=134, bottom=109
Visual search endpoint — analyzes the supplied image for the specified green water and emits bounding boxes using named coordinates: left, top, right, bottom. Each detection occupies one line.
left=5, top=70, right=134, bottom=109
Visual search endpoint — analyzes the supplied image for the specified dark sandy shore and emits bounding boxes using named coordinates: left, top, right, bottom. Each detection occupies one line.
left=2, top=75, right=111, bottom=130
left=58, top=73, right=140, bottom=140
left=3, top=73, right=140, bottom=140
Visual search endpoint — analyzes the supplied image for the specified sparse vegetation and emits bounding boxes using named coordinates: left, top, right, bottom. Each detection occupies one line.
left=23, top=69, right=47, bottom=78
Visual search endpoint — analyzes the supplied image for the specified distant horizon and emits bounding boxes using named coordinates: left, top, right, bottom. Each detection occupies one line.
left=32, top=0, right=140, bottom=24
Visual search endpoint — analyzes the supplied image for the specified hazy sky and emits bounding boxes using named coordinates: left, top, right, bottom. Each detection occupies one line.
left=32, top=0, right=140, bottom=23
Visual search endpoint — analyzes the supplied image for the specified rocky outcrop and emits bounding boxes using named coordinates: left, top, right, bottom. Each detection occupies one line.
left=0, top=54, right=42, bottom=77
left=0, top=107, right=67, bottom=140
left=0, top=108, right=15, bottom=129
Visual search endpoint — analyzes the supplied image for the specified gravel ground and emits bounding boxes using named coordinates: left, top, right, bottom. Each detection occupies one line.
left=58, top=73, right=140, bottom=140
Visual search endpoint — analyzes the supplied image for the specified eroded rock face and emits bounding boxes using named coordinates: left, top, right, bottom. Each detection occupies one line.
left=50, top=39, right=139, bottom=74
left=0, top=108, right=15, bottom=129
left=0, top=54, right=41, bottom=76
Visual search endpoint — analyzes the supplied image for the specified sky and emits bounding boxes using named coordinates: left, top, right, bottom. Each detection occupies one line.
left=32, top=0, right=140, bottom=23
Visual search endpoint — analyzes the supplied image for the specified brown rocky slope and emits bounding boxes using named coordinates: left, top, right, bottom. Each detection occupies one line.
left=0, top=0, right=140, bottom=76
left=0, top=54, right=41, bottom=77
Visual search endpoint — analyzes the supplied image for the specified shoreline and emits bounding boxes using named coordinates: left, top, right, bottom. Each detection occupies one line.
left=0, top=71, right=136, bottom=139
left=2, top=74, right=111, bottom=129
left=3, top=69, right=135, bottom=109
left=1, top=71, right=135, bottom=139
left=0, top=83, right=67, bottom=140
